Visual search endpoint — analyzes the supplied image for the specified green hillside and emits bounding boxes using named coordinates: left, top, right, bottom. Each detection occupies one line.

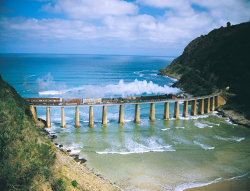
left=160, top=21, right=250, bottom=119
left=0, top=75, right=56, bottom=190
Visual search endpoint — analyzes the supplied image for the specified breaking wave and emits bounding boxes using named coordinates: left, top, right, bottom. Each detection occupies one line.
left=195, top=121, right=212, bottom=128
left=214, top=136, right=245, bottom=142
left=161, top=128, right=170, bottom=131
left=39, top=79, right=180, bottom=97
left=193, top=141, right=215, bottom=150
left=175, top=172, right=249, bottom=191
left=96, top=145, right=175, bottom=155
left=174, top=178, right=222, bottom=191
left=97, top=136, right=175, bottom=155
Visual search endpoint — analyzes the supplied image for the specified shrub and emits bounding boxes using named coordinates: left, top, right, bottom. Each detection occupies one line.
left=43, top=169, right=51, bottom=180
left=71, top=180, right=78, bottom=188
left=53, top=178, right=66, bottom=191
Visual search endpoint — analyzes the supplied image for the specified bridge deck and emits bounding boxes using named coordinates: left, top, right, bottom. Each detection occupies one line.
left=27, top=94, right=219, bottom=107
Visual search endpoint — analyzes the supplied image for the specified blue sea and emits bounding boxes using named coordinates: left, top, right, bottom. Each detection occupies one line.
left=1, top=54, right=250, bottom=191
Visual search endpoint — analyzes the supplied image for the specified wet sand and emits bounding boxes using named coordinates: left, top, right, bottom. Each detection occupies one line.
left=185, top=177, right=250, bottom=191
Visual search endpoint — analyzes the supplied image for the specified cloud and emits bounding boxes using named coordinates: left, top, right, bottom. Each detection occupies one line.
left=192, top=0, right=250, bottom=23
left=1, top=0, right=250, bottom=55
left=137, top=0, right=192, bottom=13
left=42, top=0, right=138, bottom=19
left=138, top=0, right=250, bottom=24
left=0, top=13, right=207, bottom=46
left=0, top=17, right=100, bottom=40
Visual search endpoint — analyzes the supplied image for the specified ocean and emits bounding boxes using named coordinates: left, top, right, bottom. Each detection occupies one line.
left=1, top=54, right=250, bottom=191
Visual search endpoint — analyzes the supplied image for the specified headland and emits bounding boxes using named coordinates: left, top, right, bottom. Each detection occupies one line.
left=159, top=21, right=250, bottom=127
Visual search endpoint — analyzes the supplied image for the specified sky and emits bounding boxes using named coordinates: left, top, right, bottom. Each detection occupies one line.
left=0, top=0, right=250, bottom=56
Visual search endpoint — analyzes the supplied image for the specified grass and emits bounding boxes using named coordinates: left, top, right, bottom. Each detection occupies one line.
left=0, top=76, right=56, bottom=190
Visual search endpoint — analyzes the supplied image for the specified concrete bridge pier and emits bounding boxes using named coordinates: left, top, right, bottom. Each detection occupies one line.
left=30, top=106, right=38, bottom=121
left=89, top=106, right=94, bottom=127
left=215, top=95, right=218, bottom=107
left=118, top=105, right=125, bottom=125
left=183, top=101, right=188, bottom=118
left=46, top=107, right=51, bottom=128
left=204, top=98, right=210, bottom=114
left=75, top=106, right=80, bottom=128
left=198, top=99, right=204, bottom=115
left=210, top=96, right=215, bottom=111
left=174, top=101, right=180, bottom=119
left=102, top=105, right=107, bottom=127
left=149, top=103, right=155, bottom=122
left=191, top=100, right=197, bottom=116
left=61, top=107, right=66, bottom=128
left=134, top=104, right=140, bottom=124
left=164, top=102, right=169, bottom=120
left=217, top=95, right=226, bottom=107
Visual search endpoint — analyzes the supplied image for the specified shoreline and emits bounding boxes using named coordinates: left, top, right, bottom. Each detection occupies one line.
left=40, top=108, right=247, bottom=191
left=38, top=120, right=120, bottom=191
left=38, top=71, right=249, bottom=191
left=158, top=70, right=181, bottom=81
left=184, top=176, right=250, bottom=191
left=216, top=107, right=250, bottom=128
left=161, top=73, right=250, bottom=128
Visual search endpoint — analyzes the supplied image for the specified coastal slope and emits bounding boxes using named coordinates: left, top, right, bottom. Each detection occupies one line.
left=0, top=75, right=56, bottom=190
left=160, top=21, right=250, bottom=125
left=0, top=75, right=119, bottom=191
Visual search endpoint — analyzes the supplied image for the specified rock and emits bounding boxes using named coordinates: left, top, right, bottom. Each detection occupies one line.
left=36, top=118, right=47, bottom=128
left=79, top=158, right=87, bottom=163
left=217, top=108, right=250, bottom=128
left=74, top=156, right=87, bottom=163
left=50, top=135, right=57, bottom=139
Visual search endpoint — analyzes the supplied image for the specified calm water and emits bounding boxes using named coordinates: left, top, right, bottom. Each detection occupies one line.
left=1, top=54, right=250, bottom=191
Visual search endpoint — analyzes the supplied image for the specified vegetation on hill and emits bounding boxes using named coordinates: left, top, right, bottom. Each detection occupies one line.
left=159, top=21, right=250, bottom=119
left=0, top=75, right=56, bottom=190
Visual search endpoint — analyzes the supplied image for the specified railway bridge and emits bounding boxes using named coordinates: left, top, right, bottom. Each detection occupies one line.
left=26, top=94, right=226, bottom=128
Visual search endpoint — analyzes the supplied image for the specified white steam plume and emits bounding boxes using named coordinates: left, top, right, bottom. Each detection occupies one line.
left=39, top=79, right=180, bottom=97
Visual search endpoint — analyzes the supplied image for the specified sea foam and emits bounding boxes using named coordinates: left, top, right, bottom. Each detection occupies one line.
left=39, top=79, right=180, bottom=97
left=214, top=135, right=245, bottom=142
left=96, top=145, right=175, bottom=155
left=174, top=178, right=222, bottom=191
left=193, top=141, right=215, bottom=150
left=97, top=136, right=175, bottom=155
left=175, top=172, right=249, bottom=191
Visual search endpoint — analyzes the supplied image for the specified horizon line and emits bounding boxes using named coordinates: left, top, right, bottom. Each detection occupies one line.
left=0, top=52, right=178, bottom=58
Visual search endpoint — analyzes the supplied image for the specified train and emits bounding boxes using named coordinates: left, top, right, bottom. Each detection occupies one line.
left=25, top=94, right=185, bottom=105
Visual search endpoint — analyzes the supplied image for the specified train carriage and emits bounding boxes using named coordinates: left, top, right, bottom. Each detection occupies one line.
left=62, top=98, right=81, bottom=104
left=24, top=98, right=62, bottom=105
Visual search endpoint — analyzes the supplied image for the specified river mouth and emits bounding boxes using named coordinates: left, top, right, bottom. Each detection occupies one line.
left=43, top=106, right=250, bottom=191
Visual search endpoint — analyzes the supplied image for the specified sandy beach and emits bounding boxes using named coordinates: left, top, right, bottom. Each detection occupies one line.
left=185, top=177, right=250, bottom=191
